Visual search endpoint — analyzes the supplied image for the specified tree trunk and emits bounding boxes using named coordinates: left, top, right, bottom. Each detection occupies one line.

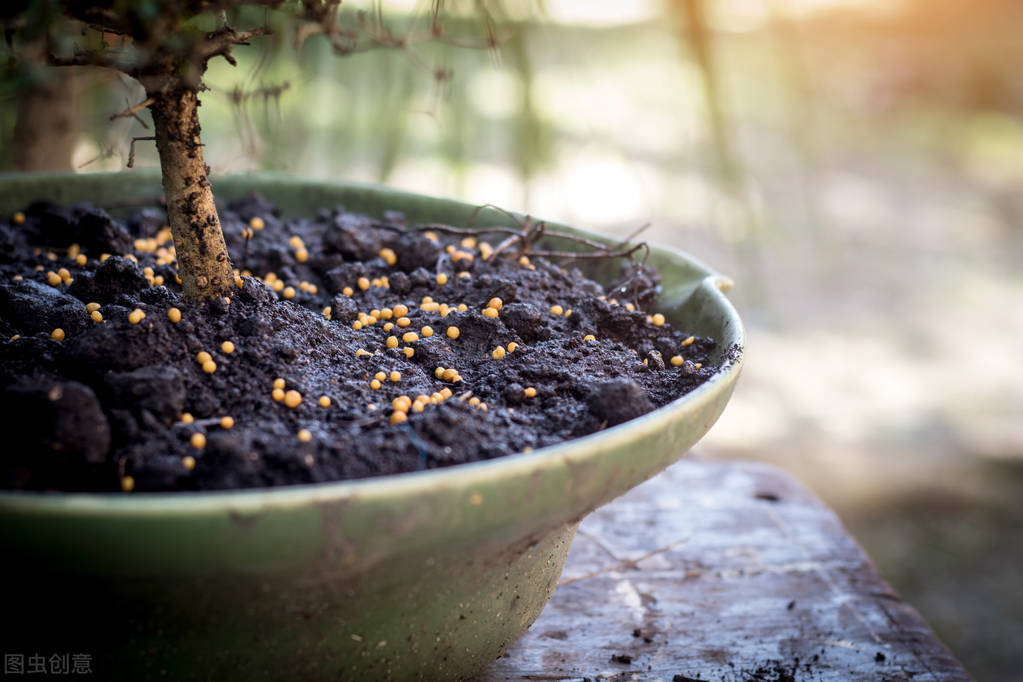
left=148, top=89, right=234, bottom=300
left=13, top=67, right=78, bottom=171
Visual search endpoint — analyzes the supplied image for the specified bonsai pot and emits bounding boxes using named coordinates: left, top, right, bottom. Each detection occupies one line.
left=0, top=172, right=744, bottom=681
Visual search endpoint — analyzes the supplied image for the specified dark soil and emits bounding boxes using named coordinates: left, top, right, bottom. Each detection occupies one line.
left=0, top=194, right=716, bottom=492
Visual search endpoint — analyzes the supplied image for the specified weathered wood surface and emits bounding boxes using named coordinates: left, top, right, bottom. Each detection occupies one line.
left=479, top=457, right=970, bottom=681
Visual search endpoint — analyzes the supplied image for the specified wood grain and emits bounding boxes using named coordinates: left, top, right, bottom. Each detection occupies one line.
left=479, top=457, right=970, bottom=681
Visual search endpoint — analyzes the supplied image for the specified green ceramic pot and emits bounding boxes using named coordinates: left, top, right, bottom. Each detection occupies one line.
left=0, top=172, right=744, bottom=681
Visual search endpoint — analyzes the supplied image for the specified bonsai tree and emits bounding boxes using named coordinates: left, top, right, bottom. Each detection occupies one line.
left=2, top=1, right=500, bottom=299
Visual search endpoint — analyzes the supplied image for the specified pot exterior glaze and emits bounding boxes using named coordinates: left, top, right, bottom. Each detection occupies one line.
left=0, top=173, right=744, bottom=681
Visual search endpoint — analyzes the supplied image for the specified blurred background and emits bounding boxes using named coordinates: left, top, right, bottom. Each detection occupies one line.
left=2, top=0, right=1022, bottom=678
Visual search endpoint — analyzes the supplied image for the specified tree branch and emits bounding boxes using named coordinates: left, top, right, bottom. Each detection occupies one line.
left=199, top=25, right=273, bottom=66
left=47, top=49, right=122, bottom=70
left=127, top=136, right=156, bottom=168
left=109, top=97, right=154, bottom=127
left=396, top=217, right=651, bottom=266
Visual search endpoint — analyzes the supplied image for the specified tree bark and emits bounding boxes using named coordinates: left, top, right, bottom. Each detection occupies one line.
left=148, top=88, right=234, bottom=299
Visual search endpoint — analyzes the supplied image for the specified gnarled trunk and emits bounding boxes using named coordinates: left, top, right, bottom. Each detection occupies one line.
left=149, top=88, right=234, bottom=299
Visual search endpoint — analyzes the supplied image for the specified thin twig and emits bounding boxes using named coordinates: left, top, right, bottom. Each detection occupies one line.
left=557, top=224, right=652, bottom=267
left=612, top=222, right=652, bottom=251
left=468, top=202, right=523, bottom=228
left=532, top=243, right=649, bottom=261
left=413, top=222, right=524, bottom=238
left=489, top=218, right=541, bottom=261
left=127, top=136, right=156, bottom=168
left=408, top=220, right=650, bottom=265
left=109, top=97, right=154, bottom=126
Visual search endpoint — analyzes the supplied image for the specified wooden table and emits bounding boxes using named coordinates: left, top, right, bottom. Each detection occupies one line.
left=480, top=457, right=970, bottom=681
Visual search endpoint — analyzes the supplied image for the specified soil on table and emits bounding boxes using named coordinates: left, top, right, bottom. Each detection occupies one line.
left=0, top=194, right=718, bottom=492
